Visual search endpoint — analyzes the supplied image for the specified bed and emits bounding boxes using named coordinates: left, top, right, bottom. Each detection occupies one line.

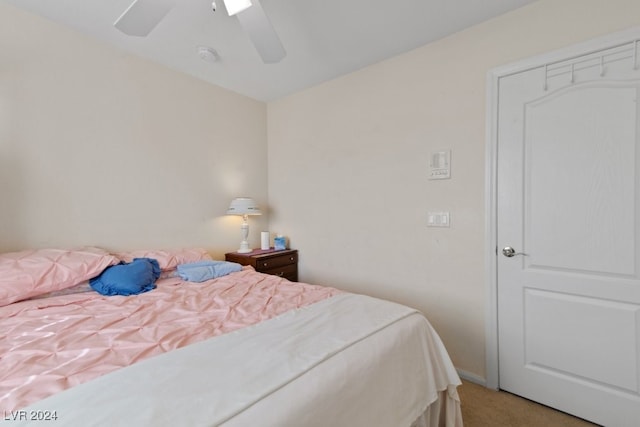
left=0, top=247, right=463, bottom=426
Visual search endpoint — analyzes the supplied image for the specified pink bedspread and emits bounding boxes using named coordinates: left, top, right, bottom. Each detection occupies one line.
left=0, top=267, right=340, bottom=411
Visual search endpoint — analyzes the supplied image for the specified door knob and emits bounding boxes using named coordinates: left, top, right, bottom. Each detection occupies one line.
left=502, top=246, right=526, bottom=257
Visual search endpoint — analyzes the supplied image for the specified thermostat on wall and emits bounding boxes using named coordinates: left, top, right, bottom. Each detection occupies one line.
left=429, top=150, right=451, bottom=180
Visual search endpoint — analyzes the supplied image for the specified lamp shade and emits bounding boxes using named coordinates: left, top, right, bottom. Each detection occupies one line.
left=226, top=197, right=262, bottom=216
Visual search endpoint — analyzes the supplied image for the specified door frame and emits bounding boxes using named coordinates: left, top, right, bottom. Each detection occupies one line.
left=484, top=26, right=640, bottom=391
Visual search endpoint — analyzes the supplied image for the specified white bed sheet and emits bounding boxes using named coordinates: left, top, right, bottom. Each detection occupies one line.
left=223, top=303, right=463, bottom=427
left=14, top=294, right=462, bottom=427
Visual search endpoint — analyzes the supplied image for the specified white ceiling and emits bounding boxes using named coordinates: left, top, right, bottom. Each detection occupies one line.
left=3, top=0, right=537, bottom=102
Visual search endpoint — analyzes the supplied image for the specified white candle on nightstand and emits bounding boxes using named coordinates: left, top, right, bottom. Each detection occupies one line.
left=260, top=231, right=270, bottom=250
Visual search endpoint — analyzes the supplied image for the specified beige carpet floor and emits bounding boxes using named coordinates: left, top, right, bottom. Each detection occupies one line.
left=457, top=380, right=601, bottom=427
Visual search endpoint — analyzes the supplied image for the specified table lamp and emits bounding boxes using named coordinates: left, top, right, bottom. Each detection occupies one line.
left=227, top=197, right=262, bottom=253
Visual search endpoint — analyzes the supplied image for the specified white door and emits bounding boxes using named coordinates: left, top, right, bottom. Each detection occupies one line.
left=496, top=37, right=640, bottom=426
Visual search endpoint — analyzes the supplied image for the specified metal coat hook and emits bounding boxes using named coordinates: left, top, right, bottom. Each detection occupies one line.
left=570, top=63, right=575, bottom=83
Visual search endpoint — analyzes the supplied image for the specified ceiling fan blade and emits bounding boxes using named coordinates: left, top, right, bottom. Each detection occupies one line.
left=236, top=0, right=286, bottom=64
left=114, top=0, right=177, bottom=37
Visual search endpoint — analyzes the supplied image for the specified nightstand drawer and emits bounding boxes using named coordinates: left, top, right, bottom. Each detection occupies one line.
left=225, top=249, right=299, bottom=281
left=257, top=252, right=298, bottom=270
left=262, top=263, right=297, bottom=282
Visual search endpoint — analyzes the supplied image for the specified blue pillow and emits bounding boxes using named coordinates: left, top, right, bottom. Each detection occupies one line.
left=90, top=258, right=160, bottom=296
left=176, top=260, right=242, bottom=282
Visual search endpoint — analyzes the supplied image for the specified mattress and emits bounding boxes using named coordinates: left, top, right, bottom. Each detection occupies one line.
left=0, top=249, right=462, bottom=426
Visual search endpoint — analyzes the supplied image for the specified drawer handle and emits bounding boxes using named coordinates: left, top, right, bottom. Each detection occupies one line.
left=290, top=257, right=294, bottom=261
left=277, top=272, right=284, bottom=277
left=263, top=262, right=268, bottom=267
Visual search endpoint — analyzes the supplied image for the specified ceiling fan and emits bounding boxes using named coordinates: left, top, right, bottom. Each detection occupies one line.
left=113, top=0, right=286, bottom=64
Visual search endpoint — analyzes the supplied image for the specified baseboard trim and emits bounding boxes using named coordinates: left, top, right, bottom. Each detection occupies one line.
left=456, top=368, right=488, bottom=388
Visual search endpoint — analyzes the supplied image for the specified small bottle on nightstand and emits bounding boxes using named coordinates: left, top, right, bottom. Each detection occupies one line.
left=274, top=234, right=286, bottom=250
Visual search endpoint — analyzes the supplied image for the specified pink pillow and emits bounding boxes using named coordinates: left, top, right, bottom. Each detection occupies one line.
left=115, top=248, right=212, bottom=271
left=0, top=247, right=118, bottom=307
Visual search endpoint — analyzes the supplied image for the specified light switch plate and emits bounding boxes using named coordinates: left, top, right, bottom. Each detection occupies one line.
left=427, top=212, right=450, bottom=227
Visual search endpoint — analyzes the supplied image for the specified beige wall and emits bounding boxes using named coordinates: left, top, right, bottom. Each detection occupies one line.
left=0, top=3, right=268, bottom=257
left=4, top=0, right=640, bottom=382
left=267, top=0, right=640, bottom=380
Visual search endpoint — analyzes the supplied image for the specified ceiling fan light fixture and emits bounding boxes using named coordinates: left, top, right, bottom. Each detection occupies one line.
left=224, top=0, right=252, bottom=16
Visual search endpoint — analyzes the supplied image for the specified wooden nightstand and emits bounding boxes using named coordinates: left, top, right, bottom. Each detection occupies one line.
left=225, top=249, right=298, bottom=282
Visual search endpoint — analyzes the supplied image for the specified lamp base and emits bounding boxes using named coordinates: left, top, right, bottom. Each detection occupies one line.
left=237, top=240, right=251, bottom=253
